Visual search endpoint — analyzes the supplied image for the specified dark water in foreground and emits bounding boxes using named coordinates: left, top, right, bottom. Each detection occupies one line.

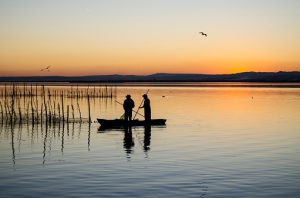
left=0, top=85, right=300, bottom=197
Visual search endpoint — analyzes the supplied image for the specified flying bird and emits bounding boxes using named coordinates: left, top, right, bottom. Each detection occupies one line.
left=40, top=66, right=51, bottom=72
left=199, top=32, right=207, bottom=37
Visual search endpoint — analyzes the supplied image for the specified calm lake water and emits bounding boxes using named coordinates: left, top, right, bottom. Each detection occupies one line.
left=0, top=84, right=300, bottom=197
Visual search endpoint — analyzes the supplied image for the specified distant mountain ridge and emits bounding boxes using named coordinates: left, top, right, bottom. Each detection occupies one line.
left=0, top=71, right=300, bottom=82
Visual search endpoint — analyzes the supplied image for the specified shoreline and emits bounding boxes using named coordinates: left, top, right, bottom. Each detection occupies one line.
left=1, top=81, right=300, bottom=88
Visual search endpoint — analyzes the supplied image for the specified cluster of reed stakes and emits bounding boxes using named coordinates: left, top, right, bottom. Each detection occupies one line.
left=0, top=84, right=117, bottom=126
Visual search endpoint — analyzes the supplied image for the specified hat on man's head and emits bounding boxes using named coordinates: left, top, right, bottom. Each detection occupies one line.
left=126, top=95, right=131, bottom=98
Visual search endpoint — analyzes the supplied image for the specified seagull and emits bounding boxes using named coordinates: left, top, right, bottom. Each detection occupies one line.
left=199, top=32, right=207, bottom=37
left=41, top=65, right=51, bottom=72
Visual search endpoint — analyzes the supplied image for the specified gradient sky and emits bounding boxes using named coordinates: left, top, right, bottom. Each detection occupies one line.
left=0, top=0, right=299, bottom=76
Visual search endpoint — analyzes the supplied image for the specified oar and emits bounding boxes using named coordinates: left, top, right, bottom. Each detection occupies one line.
left=115, top=100, right=144, bottom=118
left=133, top=89, right=149, bottom=119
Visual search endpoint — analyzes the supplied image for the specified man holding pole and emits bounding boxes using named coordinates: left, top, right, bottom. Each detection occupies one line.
left=123, top=95, right=135, bottom=122
left=140, top=94, right=151, bottom=122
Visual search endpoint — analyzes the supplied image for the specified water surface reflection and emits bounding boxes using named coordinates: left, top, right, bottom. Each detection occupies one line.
left=0, top=85, right=300, bottom=197
left=123, top=126, right=134, bottom=158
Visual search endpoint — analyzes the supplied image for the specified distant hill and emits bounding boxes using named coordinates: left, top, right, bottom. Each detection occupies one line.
left=0, top=71, right=300, bottom=82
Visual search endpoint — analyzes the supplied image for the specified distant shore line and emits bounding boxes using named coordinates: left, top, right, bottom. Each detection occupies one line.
left=0, top=71, right=300, bottom=83
left=0, top=82, right=300, bottom=88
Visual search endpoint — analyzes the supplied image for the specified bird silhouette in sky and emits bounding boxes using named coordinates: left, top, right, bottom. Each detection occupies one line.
left=199, top=32, right=207, bottom=37
left=40, top=66, right=51, bottom=72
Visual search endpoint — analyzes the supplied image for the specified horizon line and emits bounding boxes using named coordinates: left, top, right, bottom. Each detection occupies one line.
left=0, top=70, right=299, bottom=78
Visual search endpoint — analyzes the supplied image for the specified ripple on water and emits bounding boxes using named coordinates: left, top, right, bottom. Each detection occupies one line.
left=1, top=86, right=300, bottom=197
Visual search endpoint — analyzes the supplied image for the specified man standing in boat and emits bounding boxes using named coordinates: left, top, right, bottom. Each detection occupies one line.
left=140, top=94, right=151, bottom=122
left=123, top=95, right=135, bottom=122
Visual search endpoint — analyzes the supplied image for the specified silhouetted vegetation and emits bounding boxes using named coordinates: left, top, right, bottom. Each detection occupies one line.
left=0, top=84, right=117, bottom=126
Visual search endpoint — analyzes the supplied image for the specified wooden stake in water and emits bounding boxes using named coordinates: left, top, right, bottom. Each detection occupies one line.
left=41, top=103, right=43, bottom=124
left=71, top=105, right=74, bottom=123
left=31, top=89, right=34, bottom=125
left=77, top=101, right=82, bottom=123
left=48, top=101, right=52, bottom=124
left=58, top=103, right=61, bottom=122
left=35, top=85, right=38, bottom=123
left=11, top=84, right=15, bottom=124
left=0, top=101, right=3, bottom=124
left=18, top=99, right=22, bottom=123
left=61, top=93, right=64, bottom=123
left=53, top=102, right=56, bottom=124
left=88, top=94, right=91, bottom=123
left=42, top=85, right=48, bottom=125
left=67, top=105, right=69, bottom=124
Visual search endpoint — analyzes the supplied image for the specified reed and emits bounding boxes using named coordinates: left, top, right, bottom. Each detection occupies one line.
left=0, top=83, right=117, bottom=125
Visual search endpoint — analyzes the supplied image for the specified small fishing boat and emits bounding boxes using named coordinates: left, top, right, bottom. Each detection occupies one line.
left=97, top=118, right=167, bottom=128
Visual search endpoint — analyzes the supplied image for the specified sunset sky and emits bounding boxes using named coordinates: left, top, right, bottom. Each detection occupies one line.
left=0, top=0, right=299, bottom=76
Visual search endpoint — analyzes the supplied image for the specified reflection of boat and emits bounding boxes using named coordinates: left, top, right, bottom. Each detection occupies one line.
left=97, top=119, right=166, bottom=128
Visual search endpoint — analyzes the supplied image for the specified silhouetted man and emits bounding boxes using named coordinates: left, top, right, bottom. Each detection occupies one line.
left=123, top=95, right=135, bottom=122
left=140, top=94, right=151, bottom=122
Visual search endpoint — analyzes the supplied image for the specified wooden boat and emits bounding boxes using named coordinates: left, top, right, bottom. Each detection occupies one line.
left=97, top=118, right=166, bottom=128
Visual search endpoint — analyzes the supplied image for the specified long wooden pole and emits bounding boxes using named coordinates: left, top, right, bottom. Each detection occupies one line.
left=115, top=100, right=144, bottom=117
